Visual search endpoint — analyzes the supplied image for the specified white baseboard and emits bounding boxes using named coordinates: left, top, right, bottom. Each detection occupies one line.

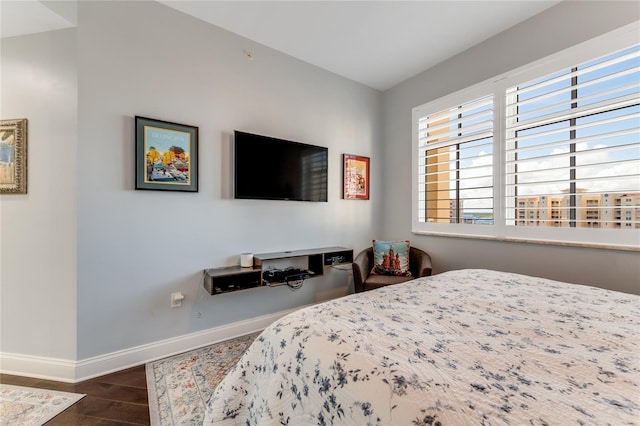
left=0, top=306, right=301, bottom=383
left=0, top=352, right=77, bottom=382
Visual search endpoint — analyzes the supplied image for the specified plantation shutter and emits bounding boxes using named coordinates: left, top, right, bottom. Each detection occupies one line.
left=416, top=95, right=494, bottom=225
left=504, top=44, right=640, bottom=229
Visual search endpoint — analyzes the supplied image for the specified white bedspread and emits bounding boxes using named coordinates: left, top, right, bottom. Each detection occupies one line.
left=204, top=269, right=640, bottom=425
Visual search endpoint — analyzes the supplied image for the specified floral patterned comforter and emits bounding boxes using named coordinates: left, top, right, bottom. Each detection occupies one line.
left=204, top=269, right=639, bottom=425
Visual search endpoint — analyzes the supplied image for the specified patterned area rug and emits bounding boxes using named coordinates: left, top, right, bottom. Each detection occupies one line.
left=0, top=384, right=85, bottom=426
left=146, top=332, right=260, bottom=426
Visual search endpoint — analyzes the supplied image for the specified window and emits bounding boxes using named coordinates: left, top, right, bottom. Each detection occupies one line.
left=412, top=23, right=639, bottom=249
left=416, top=94, right=494, bottom=225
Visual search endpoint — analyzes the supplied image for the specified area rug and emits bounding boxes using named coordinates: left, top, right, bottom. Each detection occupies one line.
left=146, top=331, right=260, bottom=426
left=0, top=384, right=85, bottom=426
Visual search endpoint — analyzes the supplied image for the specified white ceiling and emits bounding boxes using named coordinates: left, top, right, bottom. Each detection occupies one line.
left=158, top=0, right=562, bottom=91
left=1, top=1, right=76, bottom=39
left=2, top=0, right=561, bottom=91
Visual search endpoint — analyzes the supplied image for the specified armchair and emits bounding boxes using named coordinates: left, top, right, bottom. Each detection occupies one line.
left=352, top=246, right=432, bottom=293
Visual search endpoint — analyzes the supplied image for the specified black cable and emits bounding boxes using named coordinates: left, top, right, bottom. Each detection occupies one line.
left=287, top=279, right=304, bottom=290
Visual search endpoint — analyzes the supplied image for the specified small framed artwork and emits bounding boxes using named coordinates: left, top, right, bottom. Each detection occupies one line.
left=135, top=116, right=198, bottom=192
left=0, top=118, right=28, bottom=194
left=343, top=154, right=369, bottom=200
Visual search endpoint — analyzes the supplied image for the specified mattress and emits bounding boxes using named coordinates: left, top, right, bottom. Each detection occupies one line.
left=204, top=269, right=639, bottom=425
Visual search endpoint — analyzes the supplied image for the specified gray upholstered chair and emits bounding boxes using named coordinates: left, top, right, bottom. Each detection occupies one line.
left=352, top=246, right=432, bottom=293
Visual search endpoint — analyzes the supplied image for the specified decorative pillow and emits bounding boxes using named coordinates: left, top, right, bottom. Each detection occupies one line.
left=370, top=240, right=412, bottom=276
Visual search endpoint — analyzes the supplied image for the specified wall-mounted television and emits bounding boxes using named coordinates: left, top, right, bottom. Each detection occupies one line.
left=234, top=131, right=328, bottom=202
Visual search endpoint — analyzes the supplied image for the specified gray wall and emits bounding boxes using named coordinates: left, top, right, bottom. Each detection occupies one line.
left=74, top=1, right=382, bottom=359
left=381, top=1, right=640, bottom=294
left=0, top=28, right=78, bottom=361
left=1, top=0, right=382, bottom=361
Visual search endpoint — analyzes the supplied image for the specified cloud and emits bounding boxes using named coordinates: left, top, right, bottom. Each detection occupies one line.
left=441, top=140, right=639, bottom=212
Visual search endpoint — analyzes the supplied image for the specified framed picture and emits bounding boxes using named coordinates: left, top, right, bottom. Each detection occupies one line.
left=343, top=154, right=369, bottom=200
left=0, top=118, right=28, bottom=194
left=135, top=116, right=198, bottom=192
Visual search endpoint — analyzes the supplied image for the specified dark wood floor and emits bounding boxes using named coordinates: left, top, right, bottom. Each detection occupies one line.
left=0, top=365, right=150, bottom=425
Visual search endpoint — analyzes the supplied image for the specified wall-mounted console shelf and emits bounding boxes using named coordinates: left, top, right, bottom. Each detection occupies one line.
left=203, top=246, right=352, bottom=295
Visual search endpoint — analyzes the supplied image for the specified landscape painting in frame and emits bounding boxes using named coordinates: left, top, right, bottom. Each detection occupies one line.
left=343, top=154, right=369, bottom=200
left=0, top=118, right=27, bottom=194
left=135, top=116, right=198, bottom=192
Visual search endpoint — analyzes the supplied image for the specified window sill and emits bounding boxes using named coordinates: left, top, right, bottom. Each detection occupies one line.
left=411, top=230, right=640, bottom=252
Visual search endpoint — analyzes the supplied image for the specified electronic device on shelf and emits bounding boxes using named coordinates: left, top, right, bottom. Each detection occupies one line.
left=326, top=255, right=346, bottom=264
left=263, top=267, right=314, bottom=285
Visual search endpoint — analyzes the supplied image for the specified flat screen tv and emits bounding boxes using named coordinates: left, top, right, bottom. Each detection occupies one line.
left=234, top=131, right=328, bottom=202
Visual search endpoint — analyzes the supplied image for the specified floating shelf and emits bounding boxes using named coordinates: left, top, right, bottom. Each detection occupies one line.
left=203, top=246, right=352, bottom=295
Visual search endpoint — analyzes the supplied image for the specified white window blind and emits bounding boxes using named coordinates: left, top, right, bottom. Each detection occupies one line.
left=416, top=95, right=494, bottom=225
left=505, top=45, right=640, bottom=230
left=412, top=23, right=639, bottom=249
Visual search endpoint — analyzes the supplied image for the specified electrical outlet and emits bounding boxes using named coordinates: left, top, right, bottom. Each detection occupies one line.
left=171, top=292, right=185, bottom=308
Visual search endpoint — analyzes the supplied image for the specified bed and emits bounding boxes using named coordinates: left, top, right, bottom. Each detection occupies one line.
left=203, top=269, right=639, bottom=425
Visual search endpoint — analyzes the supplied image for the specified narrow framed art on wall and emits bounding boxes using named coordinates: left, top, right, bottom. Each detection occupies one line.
left=343, top=154, right=369, bottom=200
left=0, top=118, right=28, bottom=194
left=135, top=116, right=198, bottom=192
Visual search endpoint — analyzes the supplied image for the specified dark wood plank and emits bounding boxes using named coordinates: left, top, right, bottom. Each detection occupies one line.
left=46, top=411, right=141, bottom=426
left=0, top=364, right=151, bottom=426
left=66, top=396, right=150, bottom=424
left=95, top=367, right=148, bottom=389
left=73, top=381, right=149, bottom=405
